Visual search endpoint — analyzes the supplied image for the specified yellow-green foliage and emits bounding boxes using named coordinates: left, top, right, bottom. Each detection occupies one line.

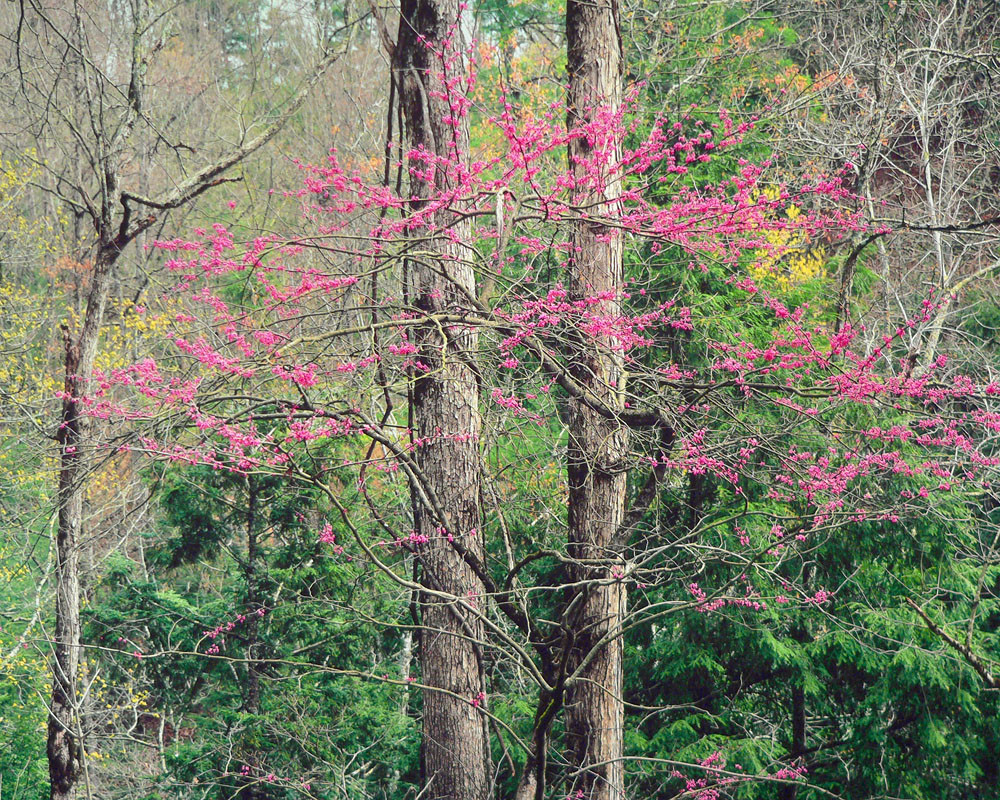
left=0, top=149, right=67, bottom=260
left=750, top=190, right=824, bottom=291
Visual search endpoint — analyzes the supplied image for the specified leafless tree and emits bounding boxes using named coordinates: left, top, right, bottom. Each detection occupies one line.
left=0, top=1, right=347, bottom=796
left=777, top=0, right=1000, bottom=369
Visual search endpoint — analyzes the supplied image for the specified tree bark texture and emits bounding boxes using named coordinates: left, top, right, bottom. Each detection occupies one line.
left=564, top=2, right=627, bottom=799
left=394, top=3, right=491, bottom=800
left=50, top=350, right=84, bottom=800
left=50, top=250, right=117, bottom=800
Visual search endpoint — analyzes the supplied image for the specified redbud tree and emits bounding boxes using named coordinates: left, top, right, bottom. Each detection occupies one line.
left=86, top=21, right=1000, bottom=799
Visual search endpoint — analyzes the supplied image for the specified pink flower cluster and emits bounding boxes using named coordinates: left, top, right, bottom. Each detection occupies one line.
left=201, top=607, right=267, bottom=655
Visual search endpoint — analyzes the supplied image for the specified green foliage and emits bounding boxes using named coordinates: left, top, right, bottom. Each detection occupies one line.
left=0, top=636, right=49, bottom=800
left=84, top=460, right=419, bottom=799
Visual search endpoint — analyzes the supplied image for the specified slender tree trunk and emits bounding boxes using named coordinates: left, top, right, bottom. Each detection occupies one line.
left=239, top=477, right=269, bottom=800
left=49, top=250, right=117, bottom=800
left=564, top=2, right=627, bottom=799
left=244, top=477, right=263, bottom=718
left=394, top=3, right=491, bottom=800
left=50, top=355, right=84, bottom=800
left=777, top=682, right=806, bottom=800
left=514, top=683, right=561, bottom=800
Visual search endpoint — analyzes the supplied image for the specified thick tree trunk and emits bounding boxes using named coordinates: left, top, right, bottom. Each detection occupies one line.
left=394, top=3, right=491, bottom=800
left=564, top=2, right=627, bottom=800
left=49, top=251, right=116, bottom=800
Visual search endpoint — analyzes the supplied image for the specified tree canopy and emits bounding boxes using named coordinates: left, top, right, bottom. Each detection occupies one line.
left=1, top=2, right=999, bottom=800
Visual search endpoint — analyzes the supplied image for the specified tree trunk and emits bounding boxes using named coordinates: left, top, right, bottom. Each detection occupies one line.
left=244, top=479, right=262, bottom=718
left=564, top=2, right=627, bottom=799
left=394, top=3, right=491, bottom=800
left=778, top=682, right=806, bottom=800
left=49, top=250, right=117, bottom=800
left=239, top=476, right=269, bottom=800
left=50, top=362, right=84, bottom=800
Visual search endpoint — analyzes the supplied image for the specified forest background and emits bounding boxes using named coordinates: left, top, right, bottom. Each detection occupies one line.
left=1, top=1, right=999, bottom=799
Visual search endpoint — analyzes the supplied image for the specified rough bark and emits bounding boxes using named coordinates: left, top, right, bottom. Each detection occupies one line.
left=564, top=3, right=627, bottom=800
left=394, top=3, right=491, bottom=800
left=50, top=380, right=83, bottom=800
left=49, top=246, right=117, bottom=800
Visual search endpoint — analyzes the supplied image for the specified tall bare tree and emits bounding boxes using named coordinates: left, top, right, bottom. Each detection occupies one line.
left=2, top=2, right=343, bottom=796
left=778, top=0, right=1000, bottom=367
